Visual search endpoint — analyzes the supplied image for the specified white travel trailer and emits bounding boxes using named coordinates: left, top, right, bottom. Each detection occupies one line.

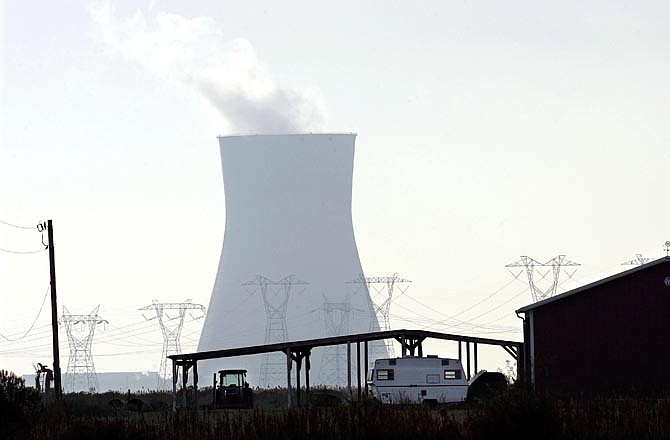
left=367, top=356, right=468, bottom=404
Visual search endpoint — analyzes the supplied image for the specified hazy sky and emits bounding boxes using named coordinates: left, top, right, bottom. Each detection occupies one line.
left=2, top=0, right=670, bottom=376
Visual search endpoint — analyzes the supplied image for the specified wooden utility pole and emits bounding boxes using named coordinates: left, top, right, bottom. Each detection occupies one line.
left=47, top=220, right=62, bottom=399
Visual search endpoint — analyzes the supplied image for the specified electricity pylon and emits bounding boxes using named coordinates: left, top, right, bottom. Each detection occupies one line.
left=60, top=305, right=107, bottom=393
left=242, top=275, right=308, bottom=387
left=506, top=255, right=580, bottom=303
left=139, top=300, right=206, bottom=389
left=621, top=254, right=652, bottom=266
left=315, top=296, right=362, bottom=385
left=348, top=273, right=411, bottom=358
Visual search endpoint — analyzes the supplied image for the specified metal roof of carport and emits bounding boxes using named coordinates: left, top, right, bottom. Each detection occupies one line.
left=168, top=328, right=522, bottom=362
left=516, top=256, right=670, bottom=314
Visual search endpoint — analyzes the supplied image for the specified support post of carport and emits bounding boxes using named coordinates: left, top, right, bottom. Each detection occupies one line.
left=466, top=342, right=471, bottom=380
left=295, top=355, right=302, bottom=407
left=172, top=359, right=177, bottom=411
left=305, top=351, right=311, bottom=407
left=182, top=363, right=188, bottom=408
left=458, top=341, right=462, bottom=362
left=364, top=341, right=369, bottom=396
left=286, top=348, right=292, bottom=408
left=356, top=341, right=361, bottom=400
left=193, top=361, right=198, bottom=409
left=347, top=342, right=352, bottom=394
left=474, top=343, right=478, bottom=375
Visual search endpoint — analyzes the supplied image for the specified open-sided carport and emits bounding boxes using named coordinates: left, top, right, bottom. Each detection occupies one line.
left=168, top=328, right=523, bottom=409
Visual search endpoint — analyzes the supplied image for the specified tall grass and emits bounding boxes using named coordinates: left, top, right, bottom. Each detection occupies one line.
left=9, top=387, right=670, bottom=439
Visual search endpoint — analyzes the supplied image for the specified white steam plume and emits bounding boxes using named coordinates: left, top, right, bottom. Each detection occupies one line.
left=89, top=3, right=326, bottom=134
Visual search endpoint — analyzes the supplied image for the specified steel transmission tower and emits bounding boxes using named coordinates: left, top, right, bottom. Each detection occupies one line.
left=139, top=300, right=206, bottom=389
left=506, top=255, right=580, bottom=303
left=60, top=305, right=107, bottom=393
left=315, top=297, right=361, bottom=385
left=348, top=273, right=411, bottom=358
left=621, top=254, right=652, bottom=266
left=242, top=275, right=308, bottom=387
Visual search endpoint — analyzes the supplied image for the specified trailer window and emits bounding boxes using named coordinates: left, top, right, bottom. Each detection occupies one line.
left=444, top=370, right=461, bottom=380
left=441, top=359, right=450, bottom=366
left=377, top=369, right=394, bottom=380
left=426, top=374, right=440, bottom=384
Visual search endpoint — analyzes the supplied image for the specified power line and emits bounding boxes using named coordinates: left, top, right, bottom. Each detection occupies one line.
left=0, top=286, right=50, bottom=341
left=0, top=323, right=51, bottom=341
left=390, top=293, right=518, bottom=334
left=395, top=280, right=524, bottom=332
left=0, top=219, right=38, bottom=230
left=404, top=275, right=581, bottom=333
left=441, top=278, right=517, bottom=319
left=383, top=276, right=519, bottom=331
left=0, top=246, right=47, bottom=254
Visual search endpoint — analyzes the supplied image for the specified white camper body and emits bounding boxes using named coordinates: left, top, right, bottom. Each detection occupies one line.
left=367, top=356, right=468, bottom=404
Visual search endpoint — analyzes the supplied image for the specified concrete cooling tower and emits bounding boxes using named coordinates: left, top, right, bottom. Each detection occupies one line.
left=198, top=133, right=386, bottom=387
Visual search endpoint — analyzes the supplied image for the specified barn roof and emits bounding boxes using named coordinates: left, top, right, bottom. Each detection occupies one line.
left=516, top=256, right=670, bottom=313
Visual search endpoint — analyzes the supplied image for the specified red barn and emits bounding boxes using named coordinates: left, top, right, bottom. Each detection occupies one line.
left=516, top=257, right=670, bottom=395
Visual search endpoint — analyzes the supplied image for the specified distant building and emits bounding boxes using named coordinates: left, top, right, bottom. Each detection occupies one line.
left=517, top=257, right=670, bottom=395
left=24, top=371, right=162, bottom=393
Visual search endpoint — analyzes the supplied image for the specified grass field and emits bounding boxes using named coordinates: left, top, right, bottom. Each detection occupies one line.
left=3, top=370, right=670, bottom=440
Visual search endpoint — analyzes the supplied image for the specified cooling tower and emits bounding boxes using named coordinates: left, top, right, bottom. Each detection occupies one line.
left=198, top=133, right=384, bottom=386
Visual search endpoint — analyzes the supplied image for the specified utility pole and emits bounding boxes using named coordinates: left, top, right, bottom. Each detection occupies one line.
left=46, top=220, right=62, bottom=399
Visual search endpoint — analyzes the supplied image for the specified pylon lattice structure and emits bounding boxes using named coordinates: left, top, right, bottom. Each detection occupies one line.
left=506, top=255, right=580, bottom=303
left=60, top=305, right=107, bottom=393
left=315, top=297, right=362, bottom=385
left=242, top=275, right=308, bottom=387
left=139, top=300, right=206, bottom=389
left=621, top=254, right=652, bottom=266
left=348, top=273, right=411, bottom=359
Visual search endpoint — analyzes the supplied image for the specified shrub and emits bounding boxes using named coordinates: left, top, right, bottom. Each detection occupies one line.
left=0, top=369, right=42, bottom=438
left=464, top=389, right=560, bottom=440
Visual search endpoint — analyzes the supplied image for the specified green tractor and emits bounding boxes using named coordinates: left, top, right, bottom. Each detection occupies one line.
left=213, top=369, right=253, bottom=409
